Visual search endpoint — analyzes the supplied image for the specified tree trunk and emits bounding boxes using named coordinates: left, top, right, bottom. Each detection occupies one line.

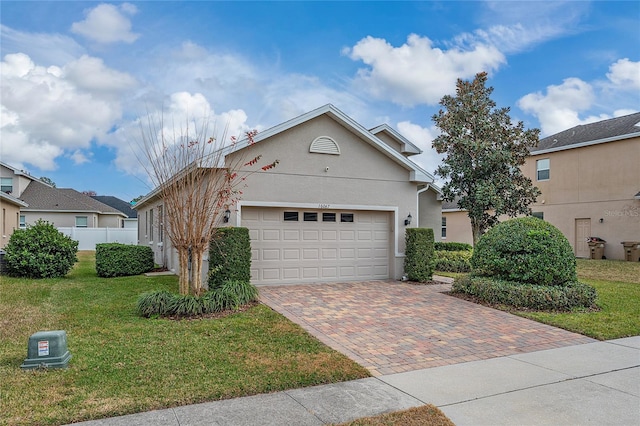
left=178, top=247, right=190, bottom=295
left=471, top=220, right=483, bottom=246
left=191, top=248, right=204, bottom=296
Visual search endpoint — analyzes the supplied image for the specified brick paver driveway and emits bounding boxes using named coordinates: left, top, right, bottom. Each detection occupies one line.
left=259, top=280, right=595, bottom=376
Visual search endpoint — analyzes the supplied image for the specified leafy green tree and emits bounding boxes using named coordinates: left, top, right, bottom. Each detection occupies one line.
left=432, top=72, right=541, bottom=245
left=39, top=176, right=56, bottom=187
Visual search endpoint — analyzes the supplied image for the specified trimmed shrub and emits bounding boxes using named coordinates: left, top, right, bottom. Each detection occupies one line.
left=435, top=242, right=473, bottom=252
left=96, top=243, right=154, bottom=277
left=208, top=227, right=251, bottom=289
left=452, top=275, right=597, bottom=311
left=471, top=217, right=577, bottom=286
left=434, top=250, right=472, bottom=273
left=4, top=219, right=78, bottom=278
left=404, top=228, right=435, bottom=282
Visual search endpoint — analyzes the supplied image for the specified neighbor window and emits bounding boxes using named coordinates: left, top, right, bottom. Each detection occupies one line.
left=1, top=178, right=13, bottom=193
left=532, top=212, right=544, bottom=220
left=303, top=212, right=318, bottom=222
left=322, top=212, right=336, bottom=222
left=340, top=213, right=354, bottom=223
left=284, top=211, right=299, bottom=221
left=75, top=216, right=88, bottom=228
left=441, top=217, right=447, bottom=239
left=19, top=215, right=26, bottom=229
left=536, top=159, right=550, bottom=180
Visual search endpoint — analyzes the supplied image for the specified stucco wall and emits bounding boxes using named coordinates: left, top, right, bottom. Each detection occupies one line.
left=524, top=137, right=640, bottom=260
left=441, top=210, right=474, bottom=245
left=1, top=200, right=21, bottom=249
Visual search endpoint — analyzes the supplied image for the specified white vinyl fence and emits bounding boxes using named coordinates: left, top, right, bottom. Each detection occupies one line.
left=58, top=227, right=138, bottom=250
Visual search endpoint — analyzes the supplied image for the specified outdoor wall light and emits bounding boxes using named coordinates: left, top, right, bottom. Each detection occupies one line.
left=223, top=209, right=231, bottom=223
left=599, top=218, right=604, bottom=223
left=404, top=213, right=412, bottom=226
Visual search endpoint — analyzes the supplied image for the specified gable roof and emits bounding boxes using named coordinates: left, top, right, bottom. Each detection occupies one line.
left=19, top=181, right=127, bottom=216
left=0, top=161, right=39, bottom=181
left=0, top=190, right=29, bottom=207
left=91, top=195, right=138, bottom=218
left=368, top=124, right=422, bottom=156
left=533, top=112, right=640, bottom=154
left=229, top=104, right=436, bottom=184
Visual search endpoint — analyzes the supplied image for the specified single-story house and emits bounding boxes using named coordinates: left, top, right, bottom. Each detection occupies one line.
left=135, top=104, right=443, bottom=284
left=91, top=195, right=138, bottom=229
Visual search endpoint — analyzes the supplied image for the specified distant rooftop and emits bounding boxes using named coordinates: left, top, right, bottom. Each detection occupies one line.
left=533, top=112, right=640, bottom=154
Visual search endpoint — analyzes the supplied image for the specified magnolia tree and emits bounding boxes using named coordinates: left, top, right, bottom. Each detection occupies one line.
left=432, top=72, right=541, bottom=245
left=137, top=117, right=277, bottom=296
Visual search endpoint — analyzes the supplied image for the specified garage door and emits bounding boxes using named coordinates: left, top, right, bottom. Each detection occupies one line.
left=243, top=207, right=391, bottom=284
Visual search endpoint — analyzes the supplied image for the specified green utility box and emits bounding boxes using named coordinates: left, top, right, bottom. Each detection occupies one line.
left=21, top=330, right=72, bottom=370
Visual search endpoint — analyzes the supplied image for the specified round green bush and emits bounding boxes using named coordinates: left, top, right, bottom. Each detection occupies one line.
left=5, top=219, right=78, bottom=278
left=471, top=217, right=576, bottom=286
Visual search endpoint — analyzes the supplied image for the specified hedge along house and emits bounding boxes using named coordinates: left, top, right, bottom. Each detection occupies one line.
left=135, top=104, right=442, bottom=285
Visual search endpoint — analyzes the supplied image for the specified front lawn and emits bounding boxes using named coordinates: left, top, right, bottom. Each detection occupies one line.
left=440, top=259, right=640, bottom=340
left=517, top=259, right=640, bottom=340
left=0, top=252, right=369, bottom=425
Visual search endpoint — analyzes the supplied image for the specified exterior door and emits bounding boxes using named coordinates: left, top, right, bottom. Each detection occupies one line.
left=575, top=218, right=591, bottom=258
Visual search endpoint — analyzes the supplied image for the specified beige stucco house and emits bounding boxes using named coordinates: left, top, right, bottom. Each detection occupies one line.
left=135, top=104, right=443, bottom=285
left=523, top=112, right=640, bottom=260
left=0, top=191, right=28, bottom=249
left=442, top=112, right=640, bottom=260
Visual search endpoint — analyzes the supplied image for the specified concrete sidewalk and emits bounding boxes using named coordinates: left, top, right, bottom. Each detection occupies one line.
left=70, top=336, right=639, bottom=426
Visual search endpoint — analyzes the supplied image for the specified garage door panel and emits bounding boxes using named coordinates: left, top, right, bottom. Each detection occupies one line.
left=245, top=207, right=390, bottom=284
left=303, top=230, right=320, bottom=241
left=283, top=230, right=300, bottom=240
left=283, top=249, right=300, bottom=260
left=262, top=249, right=280, bottom=260
left=283, top=268, right=300, bottom=279
left=322, top=230, right=337, bottom=240
left=302, top=248, right=319, bottom=260
left=303, top=267, right=319, bottom=278
left=322, top=248, right=337, bottom=259
left=263, top=229, right=280, bottom=240
left=340, top=230, right=355, bottom=240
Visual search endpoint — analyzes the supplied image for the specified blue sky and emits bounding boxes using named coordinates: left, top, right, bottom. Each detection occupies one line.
left=1, top=1, right=638, bottom=202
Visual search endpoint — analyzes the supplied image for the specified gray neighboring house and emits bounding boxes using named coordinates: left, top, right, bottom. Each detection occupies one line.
left=91, top=196, right=138, bottom=229
left=135, top=104, right=443, bottom=285
left=18, top=181, right=128, bottom=228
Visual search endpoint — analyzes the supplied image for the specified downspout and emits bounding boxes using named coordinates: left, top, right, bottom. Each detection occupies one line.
left=416, top=183, right=432, bottom=228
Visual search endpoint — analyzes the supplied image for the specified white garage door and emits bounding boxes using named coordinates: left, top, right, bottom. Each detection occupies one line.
left=243, top=207, right=391, bottom=284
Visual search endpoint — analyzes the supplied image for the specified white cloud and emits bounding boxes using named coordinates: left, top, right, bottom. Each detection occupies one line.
left=0, top=52, right=135, bottom=170
left=71, top=3, right=139, bottom=44
left=345, top=34, right=505, bottom=107
left=606, top=58, right=640, bottom=90
left=0, top=24, right=85, bottom=66
left=518, top=58, right=640, bottom=135
left=64, top=55, right=137, bottom=95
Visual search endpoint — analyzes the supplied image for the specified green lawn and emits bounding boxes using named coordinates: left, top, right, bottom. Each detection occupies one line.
left=517, top=259, right=640, bottom=340
left=439, top=259, right=640, bottom=340
left=0, top=252, right=369, bottom=426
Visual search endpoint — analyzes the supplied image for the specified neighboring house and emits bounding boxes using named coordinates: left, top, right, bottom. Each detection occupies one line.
left=135, top=104, right=443, bottom=284
left=1, top=161, right=128, bottom=229
left=91, top=196, right=138, bottom=228
left=442, top=113, right=640, bottom=260
left=0, top=191, right=28, bottom=249
left=523, top=112, right=640, bottom=260
left=441, top=200, right=473, bottom=246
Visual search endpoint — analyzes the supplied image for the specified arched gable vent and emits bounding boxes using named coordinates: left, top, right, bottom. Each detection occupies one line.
left=309, top=136, right=340, bottom=155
